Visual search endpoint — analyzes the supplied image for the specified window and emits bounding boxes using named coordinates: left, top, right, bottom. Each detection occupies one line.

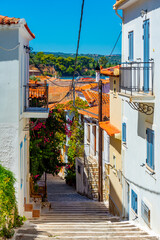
left=131, top=190, right=138, bottom=214
left=93, top=125, right=96, bottom=156
left=113, top=80, right=116, bottom=93
left=146, top=128, right=154, bottom=170
left=102, top=130, right=104, bottom=152
left=141, top=200, right=150, bottom=227
left=87, top=124, right=90, bottom=143
left=122, top=122, right=126, bottom=143
left=128, top=31, right=134, bottom=61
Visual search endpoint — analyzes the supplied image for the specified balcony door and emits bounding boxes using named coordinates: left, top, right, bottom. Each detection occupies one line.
left=143, top=19, right=150, bottom=92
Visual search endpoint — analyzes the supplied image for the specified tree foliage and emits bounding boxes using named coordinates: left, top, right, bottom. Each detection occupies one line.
left=0, top=165, right=25, bottom=238
left=57, top=98, right=87, bottom=186
left=30, top=52, right=97, bottom=77
left=30, top=109, right=66, bottom=178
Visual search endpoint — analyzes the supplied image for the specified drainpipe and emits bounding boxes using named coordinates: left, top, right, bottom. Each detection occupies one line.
left=115, top=9, right=123, bottom=22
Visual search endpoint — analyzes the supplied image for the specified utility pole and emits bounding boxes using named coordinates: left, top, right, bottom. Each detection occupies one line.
left=98, top=75, right=103, bottom=202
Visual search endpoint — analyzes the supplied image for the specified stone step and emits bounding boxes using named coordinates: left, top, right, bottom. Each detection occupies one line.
left=16, top=229, right=149, bottom=236
left=15, top=235, right=159, bottom=240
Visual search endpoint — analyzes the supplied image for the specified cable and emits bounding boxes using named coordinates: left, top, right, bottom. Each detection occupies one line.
left=72, top=0, right=85, bottom=106
left=108, top=31, right=122, bottom=58
left=0, top=43, right=20, bottom=51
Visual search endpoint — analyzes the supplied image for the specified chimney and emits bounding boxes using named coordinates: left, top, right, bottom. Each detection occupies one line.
left=95, top=64, right=100, bottom=82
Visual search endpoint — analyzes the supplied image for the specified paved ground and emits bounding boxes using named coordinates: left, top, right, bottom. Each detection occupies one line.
left=15, top=175, right=159, bottom=240
left=47, top=174, right=91, bottom=202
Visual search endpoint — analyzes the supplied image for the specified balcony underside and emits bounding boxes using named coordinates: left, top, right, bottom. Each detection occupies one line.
left=118, top=92, right=155, bottom=103
left=23, top=108, right=49, bottom=118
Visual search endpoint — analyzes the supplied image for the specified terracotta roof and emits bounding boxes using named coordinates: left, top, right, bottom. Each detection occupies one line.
left=100, top=65, right=120, bottom=77
left=99, top=121, right=120, bottom=136
left=113, top=0, right=128, bottom=9
left=79, top=104, right=110, bottom=120
left=76, top=79, right=109, bottom=92
left=0, top=15, right=35, bottom=39
left=76, top=83, right=98, bottom=91
left=81, top=90, right=110, bottom=106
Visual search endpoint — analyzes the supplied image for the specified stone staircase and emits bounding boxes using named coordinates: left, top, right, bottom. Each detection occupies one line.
left=85, top=157, right=107, bottom=201
left=15, top=201, right=159, bottom=240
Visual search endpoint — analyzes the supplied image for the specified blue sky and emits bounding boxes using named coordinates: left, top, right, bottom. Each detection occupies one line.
left=0, top=0, right=122, bottom=55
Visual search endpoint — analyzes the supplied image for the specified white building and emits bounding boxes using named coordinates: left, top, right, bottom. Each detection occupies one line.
left=76, top=78, right=110, bottom=200
left=0, top=15, right=49, bottom=215
left=114, top=0, right=160, bottom=234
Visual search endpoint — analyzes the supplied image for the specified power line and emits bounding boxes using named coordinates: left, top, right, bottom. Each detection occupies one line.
left=108, top=31, right=122, bottom=58
left=72, top=0, right=85, bottom=106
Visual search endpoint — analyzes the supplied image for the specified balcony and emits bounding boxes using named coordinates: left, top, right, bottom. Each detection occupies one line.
left=119, top=61, right=155, bottom=103
left=23, top=83, right=49, bottom=118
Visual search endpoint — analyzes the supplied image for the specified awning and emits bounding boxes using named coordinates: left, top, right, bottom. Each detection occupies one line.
left=99, top=121, right=120, bottom=136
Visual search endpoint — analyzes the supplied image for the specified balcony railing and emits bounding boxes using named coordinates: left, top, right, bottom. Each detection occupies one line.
left=119, top=61, right=154, bottom=96
left=24, top=83, right=48, bottom=112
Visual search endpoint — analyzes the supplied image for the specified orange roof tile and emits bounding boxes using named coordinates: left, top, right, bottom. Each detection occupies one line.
left=76, top=79, right=109, bottom=92
left=79, top=106, right=99, bottom=119
left=82, top=90, right=110, bottom=106
left=101, top=65, right=120, bottom=77
left=99, top=122, right=120, bottom=136
left=76, top=83, right=98, bottom=91
left=79, top=104, right=110, bottom=120
left=0, top=15, right=35, bottom=39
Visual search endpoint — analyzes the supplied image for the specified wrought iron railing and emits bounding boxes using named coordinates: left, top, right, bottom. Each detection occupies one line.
left=24, top=83, right=48, bottom=111
left=119, top=61, right=154, bottom=95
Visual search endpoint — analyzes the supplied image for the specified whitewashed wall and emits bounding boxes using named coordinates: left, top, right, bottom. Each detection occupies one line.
left=0, top=25, right=31, bottom=215
left=122, top=0, right=160, bottom=234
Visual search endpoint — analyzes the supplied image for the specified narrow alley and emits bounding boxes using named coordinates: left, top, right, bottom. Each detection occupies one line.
left=15, top=175, right=158, bottom=240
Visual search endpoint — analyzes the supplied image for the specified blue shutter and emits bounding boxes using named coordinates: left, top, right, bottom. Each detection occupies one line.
left=129, top=31, right=134, bottom=61
left=143, top=20, right=150, bottom=92
left=20, top=142, right=23, bottom=189
left=122, top=123, right=126, bottom=142
left=131, top=190, right=138, bottom=214
left=146, top=128, right=154, bottom=170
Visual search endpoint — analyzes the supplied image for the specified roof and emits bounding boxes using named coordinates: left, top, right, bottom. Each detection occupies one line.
left=99, top=121, right=120, bottom=136
left=100, top=65, right=120, bottom=77
left=0, top=15, right=35, bottom=39
left=76, top=79, right=109, bottom=92
left=113, top=0, right=128, bottom=9
left=79, top=104, right=109, bottom=120
left=82, top=90, right=110, bottom=106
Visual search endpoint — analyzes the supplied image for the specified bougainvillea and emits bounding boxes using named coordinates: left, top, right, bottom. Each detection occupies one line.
left=30, top=108, right=66, bottom=177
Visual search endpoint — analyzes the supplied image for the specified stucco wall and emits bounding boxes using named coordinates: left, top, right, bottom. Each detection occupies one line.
left=122, top=0, right=160, bottom=234
left=0, top=26, right=31, bottom=215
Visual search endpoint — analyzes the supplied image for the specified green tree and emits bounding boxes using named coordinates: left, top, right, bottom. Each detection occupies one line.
left=30, top=109, right=66, bottom=177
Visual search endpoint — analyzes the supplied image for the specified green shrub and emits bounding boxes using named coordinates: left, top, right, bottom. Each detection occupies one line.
left=0, top=164, right=25, bottom=238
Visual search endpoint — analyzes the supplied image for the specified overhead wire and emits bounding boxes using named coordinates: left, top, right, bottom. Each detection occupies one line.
left=72, top=0, right=85, bottom=106
left=108, top=31, right=122, bottom=59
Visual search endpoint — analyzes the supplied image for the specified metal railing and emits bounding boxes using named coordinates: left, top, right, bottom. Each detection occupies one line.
left=24, top=83, right=48, bottom=111
left=119, top=61, right=154, bottom=95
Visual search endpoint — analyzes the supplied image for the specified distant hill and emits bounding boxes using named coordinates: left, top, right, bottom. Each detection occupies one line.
left=42, top=52, right=121, bottom=65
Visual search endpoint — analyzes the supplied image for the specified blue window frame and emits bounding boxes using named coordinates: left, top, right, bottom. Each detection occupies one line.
left=146, top=128, right=154, bottom=170
left=122, top=122, right=126, bottom=142
left=20, top=142, right=23, bottom=189
left=143, top=19, right=150, bottom=93
left=131, top=190, right=138, bottom=214
left=128, top=31, right=134, bottom=61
